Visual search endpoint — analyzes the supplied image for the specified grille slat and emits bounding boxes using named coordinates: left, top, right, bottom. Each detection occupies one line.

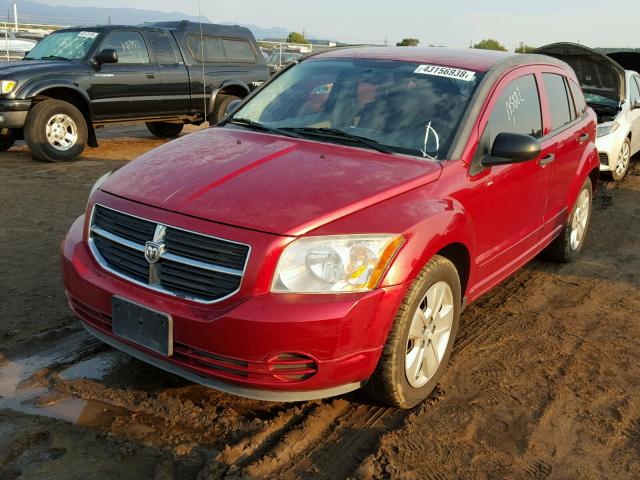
left=90, top=205, right=249, bottom=302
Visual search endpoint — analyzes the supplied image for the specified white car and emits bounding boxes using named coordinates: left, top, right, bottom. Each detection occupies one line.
left=535, top=43, right=640, bottom=180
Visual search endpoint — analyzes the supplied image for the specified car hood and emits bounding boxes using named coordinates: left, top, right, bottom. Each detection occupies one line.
left=101, top=128, right=442, bottom=236
left=0, top=59, right=87, bottom=76
left=607, top=52, right=640, bottom=75
left=533, top=43, right=625, bottom=103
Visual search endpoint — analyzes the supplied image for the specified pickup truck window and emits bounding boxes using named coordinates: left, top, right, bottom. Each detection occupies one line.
left=147, top=31, right=179, bottom=65
left=24, top=30, right=99, bottom=60
left=186, top=35, right=225, bottom=62
left=101, top=31, right=150, bottom=64
left=222, top=39, right=257, bottom=62
left=486, top=74, right=543, bottom=144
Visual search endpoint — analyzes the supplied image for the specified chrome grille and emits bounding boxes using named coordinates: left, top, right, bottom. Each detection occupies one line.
left=89, top=205, right=250, bottom=303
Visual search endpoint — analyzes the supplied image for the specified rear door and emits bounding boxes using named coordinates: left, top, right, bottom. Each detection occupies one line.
left=539, top=70, right=591, bottom=242
left=145, top=30, right=190, bottom=116
left=472, top=69, right=552, bottom=284
left=627, top=74, right=640, bottom=154
left=90, top=29, right=161, bottom=120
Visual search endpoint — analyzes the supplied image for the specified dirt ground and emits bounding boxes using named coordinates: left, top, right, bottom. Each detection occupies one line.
left=0, top=124, right=639, bottom=479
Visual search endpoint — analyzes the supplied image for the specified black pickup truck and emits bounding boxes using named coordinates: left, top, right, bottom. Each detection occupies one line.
left=0, top=21, right=269, bottom=161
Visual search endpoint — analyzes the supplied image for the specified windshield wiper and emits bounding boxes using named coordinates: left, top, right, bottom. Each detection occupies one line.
left=281, top=127, right=394, bottom=154
left=223, top=118, right=302, bottom=139
left=41, top=55, right=70, bottom=61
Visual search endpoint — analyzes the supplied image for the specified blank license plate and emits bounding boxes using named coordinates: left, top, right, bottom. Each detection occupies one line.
left=111, top=296, right=173, bottom=356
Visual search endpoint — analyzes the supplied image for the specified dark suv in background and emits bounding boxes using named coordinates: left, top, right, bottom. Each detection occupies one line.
left=0, top=21, right=269, bottom=161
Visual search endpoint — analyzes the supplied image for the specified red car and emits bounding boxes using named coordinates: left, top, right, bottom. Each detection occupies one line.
left=62, top=47, right=599, bottom=408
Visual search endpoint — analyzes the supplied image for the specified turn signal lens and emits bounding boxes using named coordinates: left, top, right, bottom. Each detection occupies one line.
left=0, top=80, right=17, bottom=94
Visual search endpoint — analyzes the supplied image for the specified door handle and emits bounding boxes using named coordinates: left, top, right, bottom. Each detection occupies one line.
left=538, top=153, right=555, bottom=167
left=578, top=132, right=590, bottom=143
left=146, top=73, right=157, bottom=79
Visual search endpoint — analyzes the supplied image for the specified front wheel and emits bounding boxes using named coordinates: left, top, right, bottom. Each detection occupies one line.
left=213, top=94, right=242, bottom=124
left=611, top=138, right=631, bottom=181
left=24, top=99, right=88, bottom=162
left=541, top=177, right=593, bottom=263
left=146, top=122, right=184, bottom=139
left=364, top=255, right=461, bottom=408
left=0, top=128, right=15, bottom=151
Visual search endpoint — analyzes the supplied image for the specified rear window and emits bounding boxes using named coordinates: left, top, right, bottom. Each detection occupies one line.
left=186, top=35, right=256, bottom=63
left=148, top=31, right=179, bottom=65
left=568, top=79, right=587, bottom=115
left=543, top=73, right=573, bottom=131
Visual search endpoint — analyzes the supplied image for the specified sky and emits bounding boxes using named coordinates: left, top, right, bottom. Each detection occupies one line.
left=37, top=0, right=640, bottom=49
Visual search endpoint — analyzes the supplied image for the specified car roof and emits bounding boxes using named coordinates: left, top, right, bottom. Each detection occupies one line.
left=312, top=47, right=519, bottom=73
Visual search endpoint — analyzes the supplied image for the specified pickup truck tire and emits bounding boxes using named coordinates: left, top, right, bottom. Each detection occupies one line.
left=214, top=94, right=242, bottom=123
left=146, top=122, right=184, bottom=139
left=541, top=177, right=593, bottom=263
left=364, top=255, right=461, bottom=408
left=0, top=128, right=15, bottom=151
left=24, top=99, right=88, bottom=162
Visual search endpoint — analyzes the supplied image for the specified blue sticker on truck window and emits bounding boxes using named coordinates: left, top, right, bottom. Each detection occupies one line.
left=414, top=65, right=476, bottom=82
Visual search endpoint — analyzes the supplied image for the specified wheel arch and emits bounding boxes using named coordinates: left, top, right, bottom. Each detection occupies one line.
left=208, top=80, right=251, bottom=117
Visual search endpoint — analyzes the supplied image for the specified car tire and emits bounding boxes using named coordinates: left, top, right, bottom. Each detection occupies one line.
left=541, top=177, right=593, bottom=263
left=214, top=94, right=242, bottom=123
left=611, top=137, right=631, bottom=181
left=0, top=128, right=15, bottom=151
left=363, top=255, right=461, bottom=408
left=24, top=99, right=88, bottom=162
left=146, top=122, right=184, bottom=139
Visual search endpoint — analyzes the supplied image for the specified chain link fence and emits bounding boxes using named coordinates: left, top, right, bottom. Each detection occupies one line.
left=258, top=41, right=335, bottom=73
left=1, top=22, right=60, bottom=62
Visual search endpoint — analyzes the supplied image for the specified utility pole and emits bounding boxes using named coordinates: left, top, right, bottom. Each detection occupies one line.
left=12, top=2, right=17, bottom=31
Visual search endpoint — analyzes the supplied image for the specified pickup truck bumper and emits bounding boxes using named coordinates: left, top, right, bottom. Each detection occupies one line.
left=0, top=100, right=31, bottom=128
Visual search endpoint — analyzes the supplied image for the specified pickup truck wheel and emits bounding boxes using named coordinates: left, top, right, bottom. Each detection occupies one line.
left=146, top=122, right=184, bottom=139
left=214, top=94, right=242, bottom=123
left=541, top=177, right=593, bottom=263
left=24, top=99, right=87, bottom=162
left=0, top=128, right=15, bottom=151
left=363, top=255, right=461, bottom=408
left=611, top=138, right=631, bottom=181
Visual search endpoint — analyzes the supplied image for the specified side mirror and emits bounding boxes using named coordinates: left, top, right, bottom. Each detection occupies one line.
left=96, top=48, right=118, bottom=64
left=482, top=132, right=541, bottom=166
left=224, top=99, right=243, bottom=117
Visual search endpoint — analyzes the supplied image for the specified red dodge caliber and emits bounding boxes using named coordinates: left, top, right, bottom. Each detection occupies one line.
left=62, top=47, right=599, bottom=408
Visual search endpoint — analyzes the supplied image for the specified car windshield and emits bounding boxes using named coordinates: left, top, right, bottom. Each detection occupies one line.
left=583, top=92, right=619, bottom=109
left=230, top=58, right=484, bottom=158
left=24, top=30, right=99, bottom=60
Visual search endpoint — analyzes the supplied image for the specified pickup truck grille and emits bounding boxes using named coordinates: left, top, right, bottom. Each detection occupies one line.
left=89, top=205, right=249, bottom=303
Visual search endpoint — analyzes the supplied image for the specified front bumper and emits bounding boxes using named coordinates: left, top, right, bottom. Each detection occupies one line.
left=62, top=211, right=408, bottom=401
left=0, top=99, right=31, bottom=128
left=596, top=131, right=625, bottom=172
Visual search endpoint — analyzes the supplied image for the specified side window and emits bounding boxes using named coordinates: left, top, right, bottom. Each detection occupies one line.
left=542, top=73, right=572, bottom=131
left=486, top=74, right=543, bottom=146
left=147, top=31, right=179, bottom=65
left=186, top=35, right=225, bottom=62
left=222, top=39, right=256, bottom=62
left=629, top=76, right=640, bottom=104
left=568, top=79, right=587, bottom=115
left=564, top=77, right=577, bottom=120
left=101, top=31, right=150, bottom=64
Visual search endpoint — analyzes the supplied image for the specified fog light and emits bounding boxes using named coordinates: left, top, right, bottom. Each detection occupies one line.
left=0, top=115, right=5, bottom=123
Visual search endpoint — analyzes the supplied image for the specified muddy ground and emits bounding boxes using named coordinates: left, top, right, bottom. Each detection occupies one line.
left=0, top=124, right=639, bottom=479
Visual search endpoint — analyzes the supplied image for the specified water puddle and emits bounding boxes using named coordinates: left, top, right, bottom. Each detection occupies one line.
left=58, top=350, right=122, bottom=381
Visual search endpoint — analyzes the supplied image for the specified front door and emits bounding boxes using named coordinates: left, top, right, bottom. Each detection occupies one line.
left=90, top=29, right=161, bottom=120
left=471, top=70, right=552, bottom=291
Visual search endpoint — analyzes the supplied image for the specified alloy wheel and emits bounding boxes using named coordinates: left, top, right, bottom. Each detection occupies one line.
left=46, top=114, right=78, bottom=151
left=570, top=188, right=590, bottom=251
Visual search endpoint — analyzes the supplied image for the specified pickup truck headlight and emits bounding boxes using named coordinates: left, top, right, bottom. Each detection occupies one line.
left=272, top=235, right=404, bottom=293
left=0, top=80, right=17, bottom=94
left=87, top=171, right=112, bottom=205
left=596, top=121, right=620, bottom=138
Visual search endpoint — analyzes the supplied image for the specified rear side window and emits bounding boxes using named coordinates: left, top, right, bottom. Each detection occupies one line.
left=148, top=31, right=179, bottom=65
left=486, top=74, right=543, bottom=145
left=186, top=35, right=225, bottom=62
left=101, top=30, right=150, bottom=64
left=543, top=73, right=573, bottom=131
left=568, top=79, right=587, bottom=115
left=222, top=39, right=256, bottom=62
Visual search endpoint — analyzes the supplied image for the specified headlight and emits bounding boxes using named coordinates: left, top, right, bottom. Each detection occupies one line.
left=596, top=121, right=620, bottom=138
left=0, top=80, right=17, bottom=94
left=272, top=234, right=404, bottom=293
left=88, top=171, right=112, bottom=205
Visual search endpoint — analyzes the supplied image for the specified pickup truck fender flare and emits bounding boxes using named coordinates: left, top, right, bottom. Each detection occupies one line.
left=207, top=80, right=251, bottom=115
left=22, top=82, right=97, bottom=147
left=566, top=141, right=600, bottom=212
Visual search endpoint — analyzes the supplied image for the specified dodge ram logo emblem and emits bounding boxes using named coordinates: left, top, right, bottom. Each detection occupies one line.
left=144, top=241, right=165, bottom=264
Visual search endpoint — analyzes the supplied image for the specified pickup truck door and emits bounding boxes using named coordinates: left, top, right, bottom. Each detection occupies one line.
left=145, top=30, right=190, bottom=116
left=471, top=70, right=552, bottom=291
left=90, top=29, right=162, bottom=120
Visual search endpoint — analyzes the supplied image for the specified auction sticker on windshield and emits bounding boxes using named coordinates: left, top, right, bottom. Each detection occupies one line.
left=414, top=65, right=476, bottom=82
left=78, top=31, right=99, bottom=39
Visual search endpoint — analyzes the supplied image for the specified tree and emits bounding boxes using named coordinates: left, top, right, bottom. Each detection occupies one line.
left=472, top=39, right=507, bottom=51
left=515, top=43, right=536, bottom=54
left=287, top=32, right=309, bottom=44
left=396, top=38, right=419, bottom=47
